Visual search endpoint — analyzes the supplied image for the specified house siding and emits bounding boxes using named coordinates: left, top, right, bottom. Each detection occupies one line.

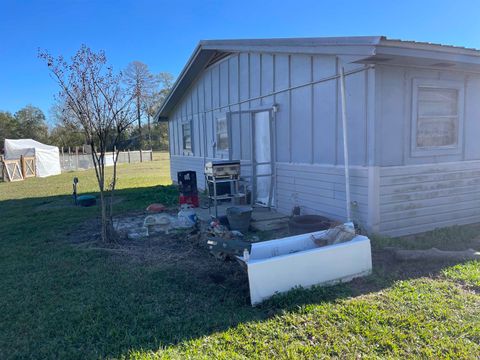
left=168, top=52, right=371, bottom=167
left=378, top=161, right=480, bottom=236
left=275, top=163, right=369, bottom=227
left=167, top=50, right=372, bottom=230
left=375, top=65, right=480, bottom=236
left=164, top=40, right=480, bottom=237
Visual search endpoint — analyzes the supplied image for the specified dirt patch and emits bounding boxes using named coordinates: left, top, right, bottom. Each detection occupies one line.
left=68, top=211, right=249, bottom=287
left=68, top=213, right=478, bottom=301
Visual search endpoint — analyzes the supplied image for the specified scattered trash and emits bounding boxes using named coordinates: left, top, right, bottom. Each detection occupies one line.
left=230, top=230, right=244, bottom=238
left=207, top=238, right=252, bottom=260
left=116, top=211, right=198, bottom=240
left=310, top=222, right=356, bottom=246
left=144, top=215, right=157, bottom=236
left=156, top=215, right=172, bottom=234
left=127, top=227, right=149, bottom=240
left=146, top=203, right=166, bottom=213
left=177, top=204, right=197, bottom=228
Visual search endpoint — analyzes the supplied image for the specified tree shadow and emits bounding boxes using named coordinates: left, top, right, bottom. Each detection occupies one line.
left=0, top=185, right=478, bottom=359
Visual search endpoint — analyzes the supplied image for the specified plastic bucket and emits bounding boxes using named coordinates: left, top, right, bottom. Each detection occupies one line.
left=226, top=206, right=253, bottom=233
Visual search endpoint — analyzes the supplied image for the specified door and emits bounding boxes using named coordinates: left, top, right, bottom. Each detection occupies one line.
left=252, top=110, right=274, bottom=207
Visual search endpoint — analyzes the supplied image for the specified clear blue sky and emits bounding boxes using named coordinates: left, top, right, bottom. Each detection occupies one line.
left=1, top=0, right=479, bottom=125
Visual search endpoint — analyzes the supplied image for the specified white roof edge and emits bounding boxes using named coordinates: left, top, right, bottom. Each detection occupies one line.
left=199, top=36, right=384, bottom=48
left=379, top=38, right=480, bottom=56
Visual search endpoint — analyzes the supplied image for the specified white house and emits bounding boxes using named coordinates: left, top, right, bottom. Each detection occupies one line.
left=155, top=36, right=480, bottom=236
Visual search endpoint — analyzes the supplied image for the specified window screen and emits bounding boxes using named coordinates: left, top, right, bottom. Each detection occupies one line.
left=182, top=122, right=192, bottom=153
left=416, top=87, right=459, bottom=148
left=216, top=116, right=229, bottom=152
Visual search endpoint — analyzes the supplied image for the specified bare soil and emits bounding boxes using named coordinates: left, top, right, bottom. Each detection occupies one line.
left=69, top=211, right=250, bottom=288
left=68, top=211, right=479, bottom=298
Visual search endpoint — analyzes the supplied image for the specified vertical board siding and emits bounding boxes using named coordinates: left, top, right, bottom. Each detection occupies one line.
left=379, top=161, right=480, bottom=236
left=219, top=61, right=229, bottom=107
left=291, top=85, right=312, bottom=163
left=274, top=54, right=290, bottom=162
left=275, top=162, right=369, bottom=226
left=167, top=50, right=371, bottom=227
left=464, top=76, right=480, bottom=160
left=312, top=55, right=337, bottom=164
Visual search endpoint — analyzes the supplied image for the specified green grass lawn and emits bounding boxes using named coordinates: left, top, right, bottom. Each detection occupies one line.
left=0, top=154, right=479, bottom=359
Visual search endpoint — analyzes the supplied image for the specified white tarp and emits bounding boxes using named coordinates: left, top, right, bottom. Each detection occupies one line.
left=4, top=139, right=61, bottom=178
left=239, top=231, right=372, bottom=305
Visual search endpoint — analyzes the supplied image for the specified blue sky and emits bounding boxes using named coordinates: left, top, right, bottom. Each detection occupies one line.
left=1, top=0, right=479, bottom=125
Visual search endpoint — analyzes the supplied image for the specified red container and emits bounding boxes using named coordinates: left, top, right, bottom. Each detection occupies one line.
left=179, top=194, right=199, bottom=208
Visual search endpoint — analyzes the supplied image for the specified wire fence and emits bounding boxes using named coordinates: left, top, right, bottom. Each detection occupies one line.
left=60, top=148, right=153, bottom=172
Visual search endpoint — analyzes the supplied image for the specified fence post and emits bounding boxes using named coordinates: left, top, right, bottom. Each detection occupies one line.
left=75, top=146, right=79, bottom=170
left=128, top=149, right=131, bottom=163
left=150, top=149, right=153, bottom=161
left=20, top=155, right=25, bottom=178
left=139, top=149, right=143, bottom=163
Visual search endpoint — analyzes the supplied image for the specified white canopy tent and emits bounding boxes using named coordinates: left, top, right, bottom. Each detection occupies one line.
left=4, top=139, right=61, bottom=177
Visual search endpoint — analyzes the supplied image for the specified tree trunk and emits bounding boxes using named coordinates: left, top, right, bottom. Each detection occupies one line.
left=147, top=112, right=152, bottom=149
left=137, top=97, right=142, bottom=150
left=99, top=190, right=116, bottom=243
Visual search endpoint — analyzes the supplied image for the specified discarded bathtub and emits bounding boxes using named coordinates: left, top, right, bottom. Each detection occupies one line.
left=238, top=231, right=372, bottom=306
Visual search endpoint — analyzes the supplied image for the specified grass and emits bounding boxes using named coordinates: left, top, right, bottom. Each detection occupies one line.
left=371, top=224, right=480, bottom=251
left=0, top=153, right=479, bottom=359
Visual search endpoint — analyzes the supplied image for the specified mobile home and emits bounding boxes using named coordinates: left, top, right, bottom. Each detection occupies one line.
left=155, top=36, right=480, bottom=236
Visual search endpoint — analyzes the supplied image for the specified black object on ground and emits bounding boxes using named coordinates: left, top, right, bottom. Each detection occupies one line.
left=77, top=195, right=96, bottom=207
left=207, top=238, right=252, bottom=258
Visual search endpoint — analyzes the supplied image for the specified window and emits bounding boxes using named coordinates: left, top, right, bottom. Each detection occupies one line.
left=182, top=121, right=193, bottom=155
left=412, top=79, right=464, bottom=156
left=216, top=115, right=229, bottom=154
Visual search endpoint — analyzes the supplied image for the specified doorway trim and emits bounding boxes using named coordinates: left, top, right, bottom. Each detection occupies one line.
left=227, top=104, right=277, bottom=208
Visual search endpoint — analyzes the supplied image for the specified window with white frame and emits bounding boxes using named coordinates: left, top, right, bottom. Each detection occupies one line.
left=182, top=121, right=193, bottom=155
left=412, top=79, right=464, bottom=156
left=216, top=115, right=229, bottom=154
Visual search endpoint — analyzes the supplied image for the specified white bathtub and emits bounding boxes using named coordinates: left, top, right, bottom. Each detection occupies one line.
left=238, top=231, right=372, bottom=305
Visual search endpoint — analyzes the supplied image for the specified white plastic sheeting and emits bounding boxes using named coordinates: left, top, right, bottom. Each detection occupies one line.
left=239, top=231, right=372, bottom=305
left=4, top=139, right=61, bottom=178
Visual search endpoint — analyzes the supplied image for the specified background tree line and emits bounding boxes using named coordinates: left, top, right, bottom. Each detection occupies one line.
left=0, top=62, right=173, bottom=152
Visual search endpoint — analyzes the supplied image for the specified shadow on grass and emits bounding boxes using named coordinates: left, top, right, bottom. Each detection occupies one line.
left=0, top=185, right=478, bottom=359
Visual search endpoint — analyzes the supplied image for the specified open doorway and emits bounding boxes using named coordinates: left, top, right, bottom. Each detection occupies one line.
left=252, top=110, right=274, bottom=207
left=228, top=108, right=275, bottom=207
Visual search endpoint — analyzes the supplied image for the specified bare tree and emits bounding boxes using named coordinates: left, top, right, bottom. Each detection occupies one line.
left=141, top=72, right=172, bottom=143
left=39, top=45, right=135, bottom=243
left=123, top=61, right=159, bottom=149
